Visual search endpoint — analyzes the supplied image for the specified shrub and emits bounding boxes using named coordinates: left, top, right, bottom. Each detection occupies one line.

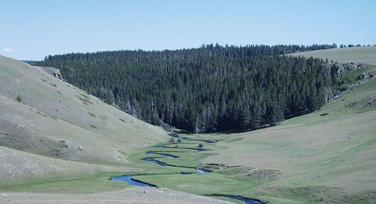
left=16, top=95, right=22, bottom=102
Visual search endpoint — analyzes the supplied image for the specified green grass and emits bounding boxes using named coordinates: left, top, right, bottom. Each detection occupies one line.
left=201, top=78, right=376, bottom=203
left=135, top=173, right=260, bottom=197
left=122, top=136, right=271, bottom=203
left=290, top=47, right=376, bottom=65
left=0, top=173, right=129, bottom=193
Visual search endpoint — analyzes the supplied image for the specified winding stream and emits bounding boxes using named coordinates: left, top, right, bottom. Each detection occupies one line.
left=154, top=144, right=207, bottom=151
left=111, top=176, right=157, bottom=187
left=142, top=157, right=197, bottom=169
left=220, top=195, right=264, bottom=204
left=111, top=135, right=264, bottom=204
left=146, top=151, right=179, bottom=158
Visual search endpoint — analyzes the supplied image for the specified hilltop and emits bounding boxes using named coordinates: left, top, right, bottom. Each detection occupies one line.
left=291, top=46, right=376, bottom=65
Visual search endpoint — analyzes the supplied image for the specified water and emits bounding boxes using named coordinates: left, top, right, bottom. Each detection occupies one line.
left=155, top=144, right=207, bottom=151
left=142, top=157, right=169, bottom=166
left=142, top=156, right=211, bottom=175
left=196, top=167, right=213, bottom=175
left=112, top=138, right=264, bottom=203
left=146, top=151, right=179, bottom=158
left=180, top=172, right=195, bottom=175
left=223, top=195, right=264, bottom=204
left=111, top=176, right=156, bottom=187
left=181, top=137, right=218, bottom=144
left=196, top=169, right=208, bottom=175
left=142, top=157, right=197, bottom=170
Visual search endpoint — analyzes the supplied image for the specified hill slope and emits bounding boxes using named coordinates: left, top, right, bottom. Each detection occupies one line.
left=125, top=64, right=376, bottom=203
left=200, top=50, right=376, bottom=203
left=291, top=47, right=376, bottom=65
left=0, top=55, right=168, bottom=184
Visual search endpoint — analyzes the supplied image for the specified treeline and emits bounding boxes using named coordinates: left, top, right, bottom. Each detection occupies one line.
left=339, top=44, right=376, bottom=48
left=35, top=44, right=333, bottom=133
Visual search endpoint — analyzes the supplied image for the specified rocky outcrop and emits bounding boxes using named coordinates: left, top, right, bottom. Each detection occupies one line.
left=41, top=67, right=63, bottom=80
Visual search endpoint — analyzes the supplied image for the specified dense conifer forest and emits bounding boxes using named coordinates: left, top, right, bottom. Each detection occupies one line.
left=35, top=44, right=336, bottom=132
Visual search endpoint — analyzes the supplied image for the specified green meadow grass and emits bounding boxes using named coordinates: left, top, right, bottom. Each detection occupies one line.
left=291, top=47, right=376, bottom=65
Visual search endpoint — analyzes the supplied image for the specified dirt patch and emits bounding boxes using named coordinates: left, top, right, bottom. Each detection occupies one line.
left=246, top=168, right=281, bottom=180
left=88, top=112, right=96, bottom=118
left=76, top=95, right=93, bottom=105
left=200, top=163, right=239, bottom=171
left=79, top=92, right=90, bottom=99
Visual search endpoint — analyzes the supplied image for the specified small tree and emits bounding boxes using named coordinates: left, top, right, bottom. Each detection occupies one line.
left=16, top=95, right=22, bottom=102
left=198, top=143, right=204, bottom=149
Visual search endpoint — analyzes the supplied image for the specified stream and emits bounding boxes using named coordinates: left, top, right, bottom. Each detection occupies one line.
left=220, top=195, right=264, bottom=204
left=146, top=151, right=179, bottom=158
left=154, top=144, right=207, bottom=151
left=111, top=176, right=157, bottom=187
left=111, top=135, right=264, bottom=204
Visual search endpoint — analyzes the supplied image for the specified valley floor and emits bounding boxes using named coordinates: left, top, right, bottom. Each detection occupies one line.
left=0, top=188, right=229, bottom=204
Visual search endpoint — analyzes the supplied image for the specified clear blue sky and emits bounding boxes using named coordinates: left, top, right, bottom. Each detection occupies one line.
left=1, top=0, right=375, bottom=60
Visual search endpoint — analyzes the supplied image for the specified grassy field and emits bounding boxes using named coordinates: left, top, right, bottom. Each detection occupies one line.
left=290, top=47, right=376, bottom=65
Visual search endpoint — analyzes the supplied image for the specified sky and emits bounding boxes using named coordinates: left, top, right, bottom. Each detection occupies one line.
left=0, top=0, right=375, bottom=60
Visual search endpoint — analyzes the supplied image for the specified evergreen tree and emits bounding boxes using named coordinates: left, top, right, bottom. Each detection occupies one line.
left=34, top=44, right=332, bottom=133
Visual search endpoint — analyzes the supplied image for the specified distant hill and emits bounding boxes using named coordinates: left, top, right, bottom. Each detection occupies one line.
left=34, top=45, right=333, bottom=133
left=0, top=55, right=167, bottom=185
left=291, top=47, right=376, bottom=65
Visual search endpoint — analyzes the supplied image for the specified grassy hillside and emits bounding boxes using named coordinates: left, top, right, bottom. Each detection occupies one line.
left=197, top=60, right=376, bottom=203
left=120, top=51, right=376, bottom=203
left=291, top=47, right=376, bottom=65
left=0, top=55, right=168, bottom=184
